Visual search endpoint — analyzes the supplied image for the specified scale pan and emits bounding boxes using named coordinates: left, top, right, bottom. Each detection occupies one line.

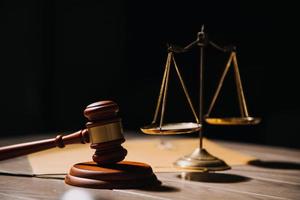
left=205, top=117, right=261, bottom=125
left=141, top=122, right=202, bottom=135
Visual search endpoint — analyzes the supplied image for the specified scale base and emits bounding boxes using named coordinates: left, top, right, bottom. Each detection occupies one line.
left=174, top=148, right=231, bottom=171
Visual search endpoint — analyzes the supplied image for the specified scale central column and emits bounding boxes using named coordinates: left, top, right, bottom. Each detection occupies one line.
left=174, top=29, right=230, bottom=171
left=198, top=30, right=204, bottom=150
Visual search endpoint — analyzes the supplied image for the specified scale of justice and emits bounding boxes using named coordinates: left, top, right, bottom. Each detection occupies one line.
left=141, top=26, right=261, bottom=171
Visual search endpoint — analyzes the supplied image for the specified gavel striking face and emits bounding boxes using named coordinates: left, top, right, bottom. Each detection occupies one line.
left=84, top=100, right=127, bottom=164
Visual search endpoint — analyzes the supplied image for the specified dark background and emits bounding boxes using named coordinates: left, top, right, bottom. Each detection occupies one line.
left=1, top=1, right=299, bottom=148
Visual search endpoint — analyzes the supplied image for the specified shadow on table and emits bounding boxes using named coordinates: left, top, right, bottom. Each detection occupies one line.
left=178, top=172, right=251, bottom=183
left=138, top=185, right=180, bottom=192
left=248, top=160, right=300, bottom=170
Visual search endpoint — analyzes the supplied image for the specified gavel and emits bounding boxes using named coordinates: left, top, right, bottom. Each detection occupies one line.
left=0, top=100, right=127, bottom=164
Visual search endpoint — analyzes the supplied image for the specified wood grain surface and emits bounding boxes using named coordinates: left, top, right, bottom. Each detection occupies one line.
left=0, top=133, right=299, bottom=200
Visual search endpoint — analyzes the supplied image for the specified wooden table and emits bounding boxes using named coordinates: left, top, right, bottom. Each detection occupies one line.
left=0, top=134, right=299, bottom=200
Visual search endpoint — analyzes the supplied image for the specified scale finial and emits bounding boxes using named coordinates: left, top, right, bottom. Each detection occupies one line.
left=201, top=24, right=205, bottom=32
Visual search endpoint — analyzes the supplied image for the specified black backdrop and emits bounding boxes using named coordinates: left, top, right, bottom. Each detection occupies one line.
left=1, top=1, right=299, bottom=148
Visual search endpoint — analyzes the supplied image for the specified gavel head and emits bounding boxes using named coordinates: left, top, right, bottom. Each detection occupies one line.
left=84, top=100, right=127, bottom=165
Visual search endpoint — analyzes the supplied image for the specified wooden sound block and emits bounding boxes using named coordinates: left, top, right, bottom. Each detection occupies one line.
left=65, top=161, right=161, bottom=189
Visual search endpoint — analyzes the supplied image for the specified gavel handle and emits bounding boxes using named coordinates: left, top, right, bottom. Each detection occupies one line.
left=0, top=129, right=90, bottom=161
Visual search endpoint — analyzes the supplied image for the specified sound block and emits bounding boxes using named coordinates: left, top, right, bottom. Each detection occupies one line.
left=65, top=161, right=161, bottom=189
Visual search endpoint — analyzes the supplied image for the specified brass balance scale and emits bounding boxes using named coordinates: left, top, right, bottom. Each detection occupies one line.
left=141, top=26, right=261, bottom=171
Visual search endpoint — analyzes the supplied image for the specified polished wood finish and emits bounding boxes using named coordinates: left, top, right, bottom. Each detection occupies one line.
left=0, top=100, right=161, bottom=189
left=0, top=129, right=89, bottom=161
left=65, top=161, right=161, bottom=189
left=0, top=100, right=126, bottom=164
left=1, top=135, right=299, bottom=199
left=84, top=100, right=119, bottom=122
left=66, top=100, right=160, bottom=189
left=0, top=100, right=160, bottom=190
left=84, top=100, right=127, bottom=164
left=91, top=138, right=127, bottom=164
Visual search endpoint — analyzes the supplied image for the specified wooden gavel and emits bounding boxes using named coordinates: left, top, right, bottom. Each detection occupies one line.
left=0, top=100, right=127, bottom=165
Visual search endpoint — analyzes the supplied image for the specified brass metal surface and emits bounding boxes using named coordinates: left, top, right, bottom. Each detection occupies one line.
left=141, top=122, right=201, bottom=135
left=141, top=30, right=261, bottom=171
left=88, top=121, right=124, bottom=143
left=205, top=117, right=261, bottom=125
left=205, top=52, right=261, bottom=126
left=148, top=52, right=199, bottom=133
left=174, top=148, right=231, bottom=171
